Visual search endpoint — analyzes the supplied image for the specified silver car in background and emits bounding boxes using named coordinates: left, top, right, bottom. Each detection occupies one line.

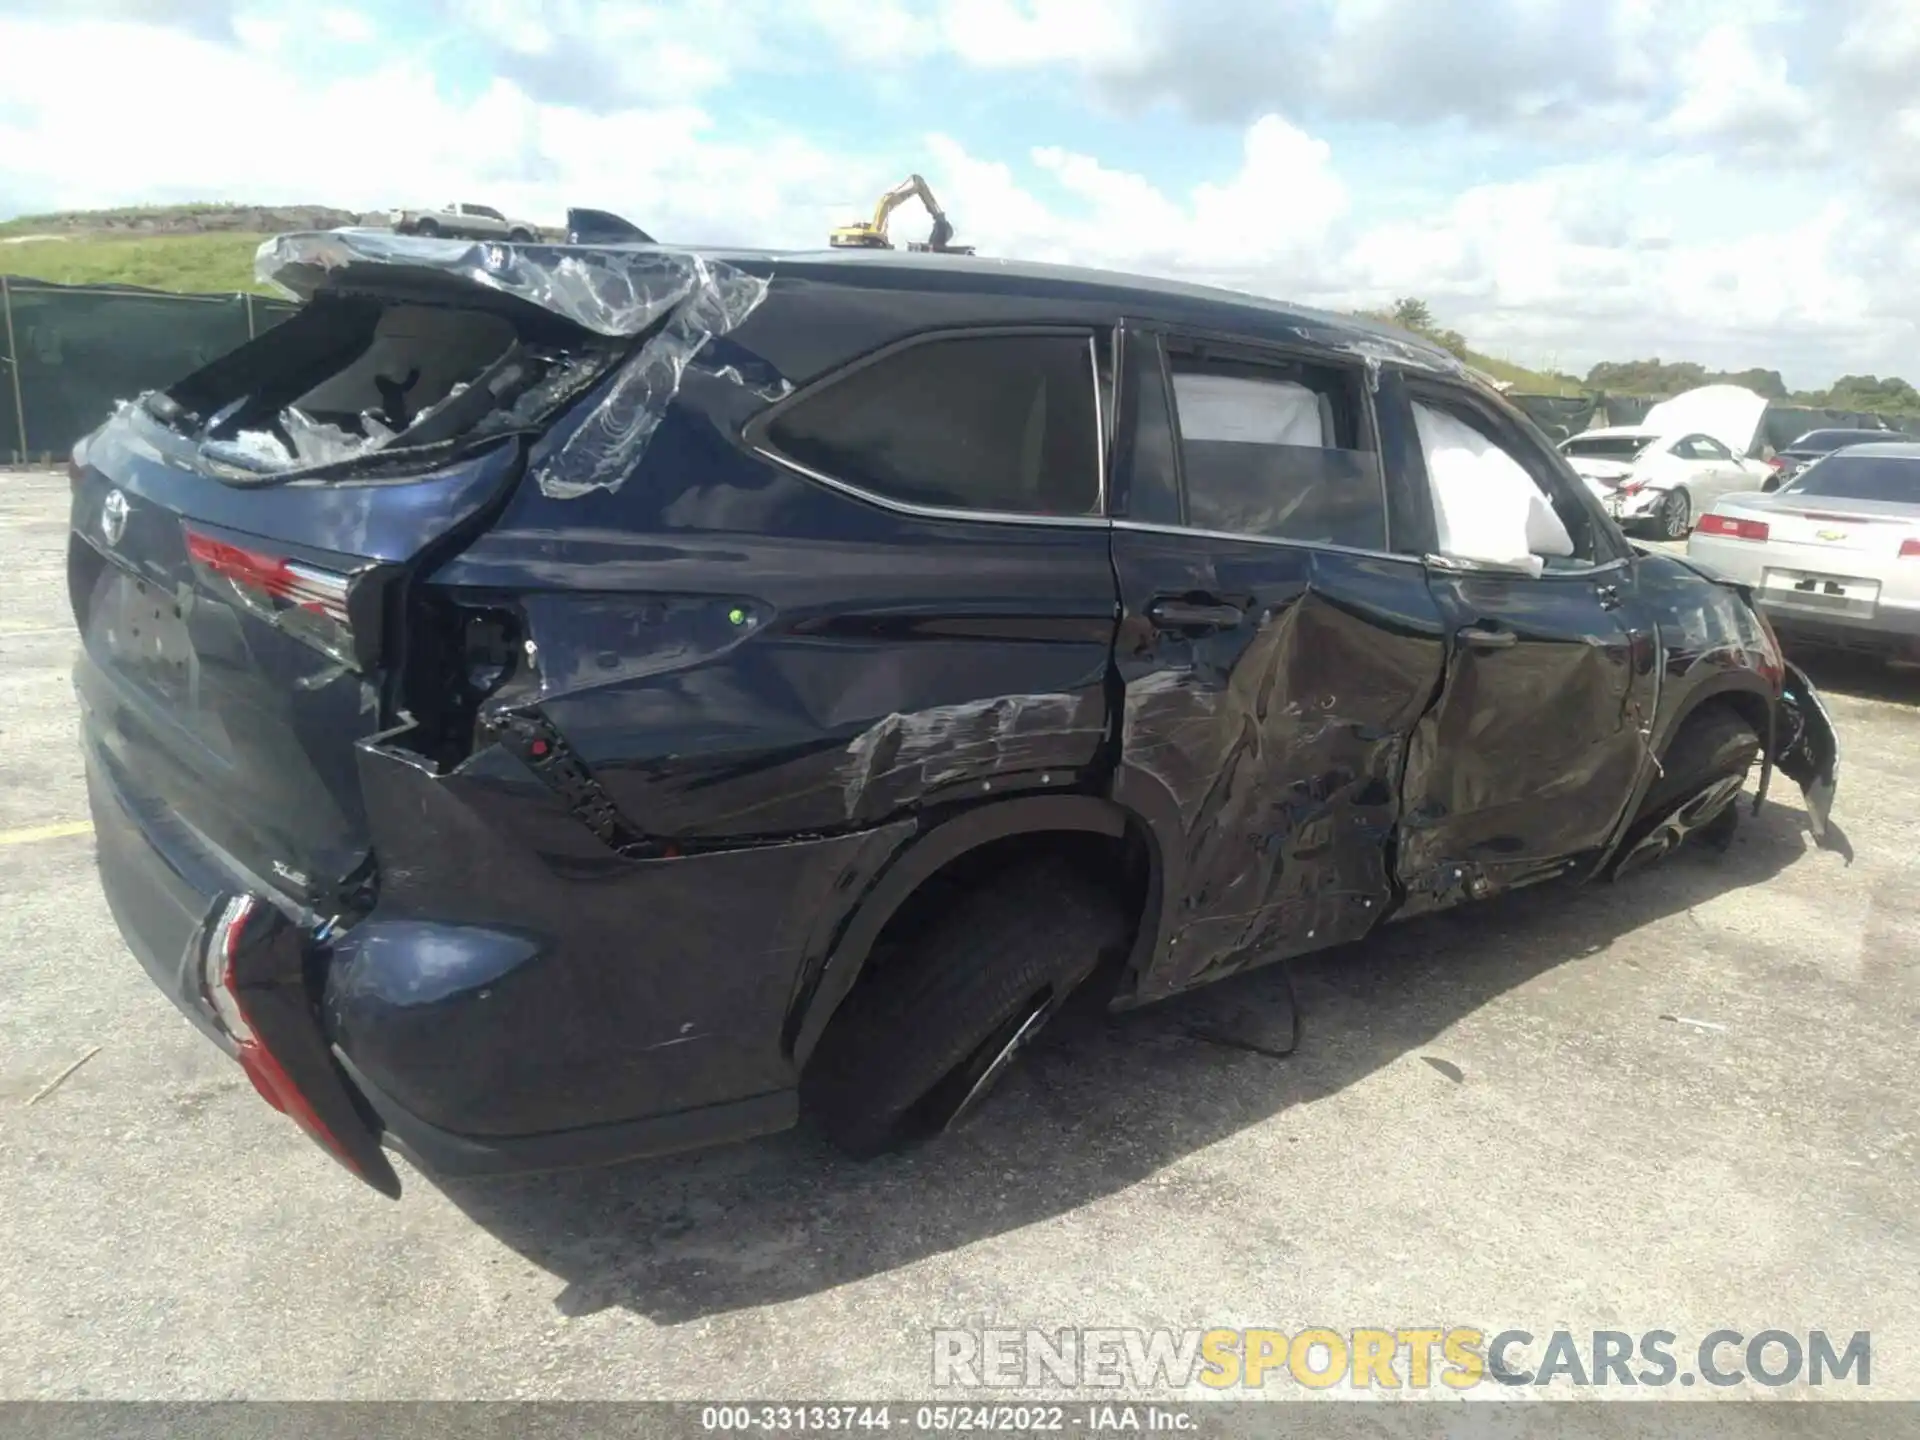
left=1688, top=441, right=1920, bottom=659
left=388, top=202, right=541, bottom=241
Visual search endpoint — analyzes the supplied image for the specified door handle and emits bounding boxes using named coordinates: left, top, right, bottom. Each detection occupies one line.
left=1147, top=599, right=1245, bottom=632
left=1457, top=624, right=1518, bottom=650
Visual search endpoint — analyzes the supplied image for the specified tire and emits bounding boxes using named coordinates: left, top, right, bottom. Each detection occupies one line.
left=414, top=218, right=441, bottom=237
left=1615, top=705, right=1760, bottom=876
left=802, top=857, right=1128, bottom=1158
left=1657, top=487, right=1692, bottom=540
left=508, top=228, right=533, bottom=242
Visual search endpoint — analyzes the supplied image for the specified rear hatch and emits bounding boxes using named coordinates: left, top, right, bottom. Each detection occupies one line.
left=1570, top=458, right=1635, bottom=490
left=69, top=232, right=739, bottom=911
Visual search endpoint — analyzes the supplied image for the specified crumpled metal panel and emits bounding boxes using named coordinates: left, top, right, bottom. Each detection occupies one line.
left=258, top=229, right=727, bottom=337
left=1109, top=536, right=1448, bottom=998
left=253, top=230, right=772, bottom=496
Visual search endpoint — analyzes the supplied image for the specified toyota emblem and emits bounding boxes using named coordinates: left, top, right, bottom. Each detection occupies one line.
left=100, top=489, right=129, bottom=548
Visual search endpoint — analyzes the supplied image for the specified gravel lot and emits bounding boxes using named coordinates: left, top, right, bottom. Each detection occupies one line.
left=2, top=466, right=1917, bottom=1404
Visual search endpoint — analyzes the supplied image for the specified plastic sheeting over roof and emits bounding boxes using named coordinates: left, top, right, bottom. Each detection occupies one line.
left=256, top=229, right=750, bottom=339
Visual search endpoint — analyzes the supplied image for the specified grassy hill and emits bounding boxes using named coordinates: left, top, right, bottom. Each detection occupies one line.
left=0, top=203, right=373, bottom=296
left=1461, top=348, right=1586, bottom=397
left=0, top=203, right=1616, bottom=397
left=1, top=233, right=274, bottom=293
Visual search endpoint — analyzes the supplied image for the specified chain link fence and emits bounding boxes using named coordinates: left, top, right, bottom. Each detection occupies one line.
left=1, top=276, right=297, bottom=465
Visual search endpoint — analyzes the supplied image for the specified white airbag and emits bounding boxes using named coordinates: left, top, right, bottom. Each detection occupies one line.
left=1414, top=403, right=1575, bottom=572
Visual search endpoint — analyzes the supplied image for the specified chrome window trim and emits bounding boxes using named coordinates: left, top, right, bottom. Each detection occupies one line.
left=1113, top=517, right=1634, bottom=577
left=1090, top=334, right=1108, bottom=517
left=752, top=445, right=1113, bottom=529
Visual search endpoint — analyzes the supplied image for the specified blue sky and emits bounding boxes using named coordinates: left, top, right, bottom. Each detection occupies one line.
left=2, top=0, right=1918, bottom=387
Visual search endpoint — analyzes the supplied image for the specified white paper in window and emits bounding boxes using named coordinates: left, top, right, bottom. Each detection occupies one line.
left=1174, top=374, right=1326, bottom=447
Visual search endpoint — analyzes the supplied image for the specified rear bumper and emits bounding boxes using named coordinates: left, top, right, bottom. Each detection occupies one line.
left=1762, top=600, right=1920, bottom=652
left=1687, top=535, right=1920, bottom=653
left=87, top=743, right=245, bottom=1058
left=86, top=739, right=401, bottom=1194
left=84, top=713, right=915, bottom=1187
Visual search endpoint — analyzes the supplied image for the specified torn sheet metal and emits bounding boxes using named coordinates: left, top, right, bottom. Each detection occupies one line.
left=257, top=229, right=738, bottom=338
left=532, top=259, right=769, bottom=499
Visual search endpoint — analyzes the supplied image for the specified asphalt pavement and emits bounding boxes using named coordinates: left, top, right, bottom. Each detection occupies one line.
left=2, top=468, right=1916, bottom=1403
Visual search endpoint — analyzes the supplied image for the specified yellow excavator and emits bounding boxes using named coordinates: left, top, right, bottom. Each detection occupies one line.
left=830, top=174, right=976, bottom=254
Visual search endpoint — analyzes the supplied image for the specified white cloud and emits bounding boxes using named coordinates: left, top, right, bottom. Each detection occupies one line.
left=0, top=16, right=854, bottom=245
left=1664, top=22, right=1823, bottom=155
left=2, top=3, right=1918, bottom=387
left=316, top=8, right=375, bottom=43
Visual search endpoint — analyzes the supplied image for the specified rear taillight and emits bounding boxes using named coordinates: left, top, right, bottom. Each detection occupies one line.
left=1767, top=455, right=1789, bottom=470
left=1900, top=540, right=1920, bottom=560
left=204, top=895, right=260, bottom=1043
left=184, top=526, right=357, bottom=665
left=200, top=894, right=390, bottom=1190
left=1619, top=480, right=1644, bottom=496
left=1698, top=514, right=1771, bottom=541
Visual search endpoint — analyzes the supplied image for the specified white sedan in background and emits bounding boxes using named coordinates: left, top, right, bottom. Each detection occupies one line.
left=1687, top=440, right=1920, bottom=660
left=1561, top=427, right=1773, bottom=539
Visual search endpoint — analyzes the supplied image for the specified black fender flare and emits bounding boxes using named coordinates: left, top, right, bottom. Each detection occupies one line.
left=788, top=795, right=1136, bottom=1068
left=1591, top=668, right=1777, bottom=874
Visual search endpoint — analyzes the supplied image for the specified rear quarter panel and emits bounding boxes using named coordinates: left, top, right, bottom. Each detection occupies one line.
left=433, top=366, right=1119, bottom=841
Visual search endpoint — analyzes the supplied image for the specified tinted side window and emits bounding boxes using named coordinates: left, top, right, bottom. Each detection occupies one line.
left=766, top=334, right=1100, bottom=516
left=1166, top=352, right=1384, bottom=549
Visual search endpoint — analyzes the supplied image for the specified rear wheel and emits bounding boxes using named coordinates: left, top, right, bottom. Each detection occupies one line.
left=414, top=218, right=441, bottom=237
left=1657, top=487, right=1692, bottom=540
left=802, top=856, right=1128, bottom=1158
left=1614, top=705, right=1760, bottom=877
left=508, top=228, right=533, bottom=242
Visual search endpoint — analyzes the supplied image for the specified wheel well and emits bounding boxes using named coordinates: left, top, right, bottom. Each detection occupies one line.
left=1709, top=690, right=1770, bottom=751
left=863, top=828, right=1148, bottom=967
left=796, top=822, right=1155, bottom=1069
left=1662, top=688, right=1769, bottom=767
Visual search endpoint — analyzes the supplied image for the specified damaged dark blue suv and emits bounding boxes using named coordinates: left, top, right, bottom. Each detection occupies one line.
left=70, top=231, right=1839, bottom=1196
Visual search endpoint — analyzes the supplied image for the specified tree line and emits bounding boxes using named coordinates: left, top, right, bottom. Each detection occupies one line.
left=1371, top=298, right=1920, bottom=413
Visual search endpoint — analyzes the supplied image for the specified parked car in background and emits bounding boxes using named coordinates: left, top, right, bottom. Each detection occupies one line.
left=1689, top=441, right=1920, bottom=659
left=1765, top=427, right=1903, bottom=490
left=1561, top=426, right=1773, bottom=539
left=388, top=202, right=540, bottom=241
left=68, top=233, right=1837, bottom=1197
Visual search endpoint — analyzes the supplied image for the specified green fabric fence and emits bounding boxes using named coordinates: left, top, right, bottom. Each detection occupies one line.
left=1, top=276, right=297, bottom=465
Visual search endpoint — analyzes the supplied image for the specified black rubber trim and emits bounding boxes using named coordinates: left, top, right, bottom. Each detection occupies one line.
left=490, top=710, right=648, bottom=851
